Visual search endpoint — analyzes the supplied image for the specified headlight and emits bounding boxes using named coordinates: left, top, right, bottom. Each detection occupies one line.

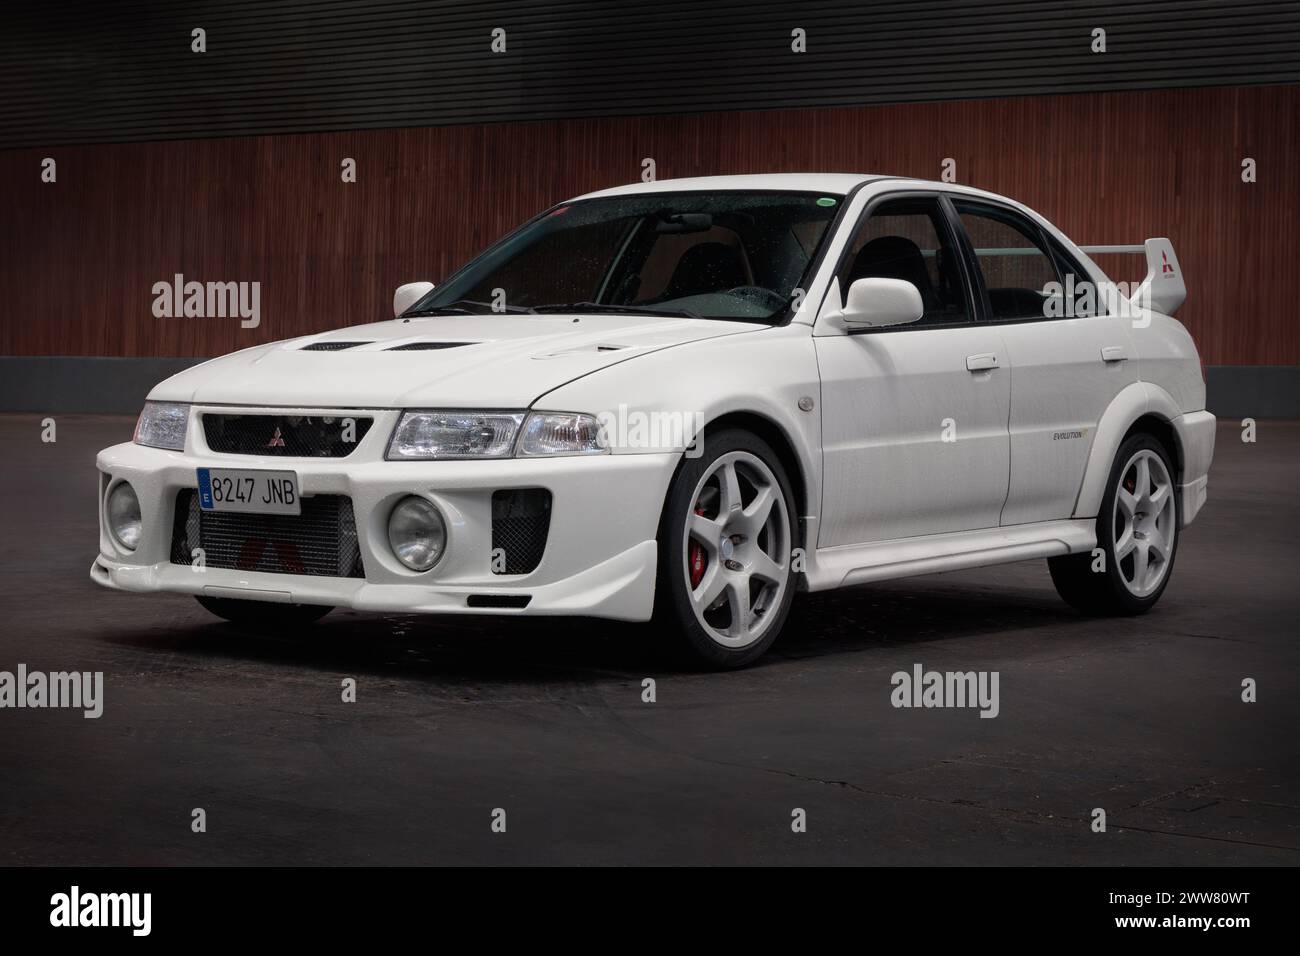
left=516, top=413, right=607, bottom=456
left=107, top=482, right=142, bottom=551
left=387, top=411, right=524, bottom=460
left=134, top=401, right=189, bottom=450
left=387, top=496, right=447, bottom=570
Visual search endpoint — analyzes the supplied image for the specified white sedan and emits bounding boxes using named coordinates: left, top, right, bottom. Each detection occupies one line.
left=93, top=174, right=1215, bottom=667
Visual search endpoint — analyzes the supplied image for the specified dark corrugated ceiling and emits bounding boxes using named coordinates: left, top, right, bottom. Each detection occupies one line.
left=3, top=0, right=1298, bottom=146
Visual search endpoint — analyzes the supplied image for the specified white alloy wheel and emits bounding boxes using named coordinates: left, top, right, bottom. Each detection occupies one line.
left=682, top=450, right=791, bottom=648
left=1111, top=447, right=1177, bottom=598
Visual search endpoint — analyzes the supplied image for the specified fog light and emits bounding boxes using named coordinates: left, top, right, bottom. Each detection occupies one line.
left=107, top=482, right=142, bottom=551
left=387, top=496, right=446, bottom=571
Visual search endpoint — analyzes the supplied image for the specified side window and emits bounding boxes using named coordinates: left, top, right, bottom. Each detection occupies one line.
left=954, top=201, right=1062, bottom=321
left=839, top=197, right=969, bottom=325
left=1046, top=236, right=1098, bottom=318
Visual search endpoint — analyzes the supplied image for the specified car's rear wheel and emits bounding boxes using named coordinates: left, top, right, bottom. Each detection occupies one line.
left=1049, top=432, right=1180, bottom=614
left=654, top=428, right=797, bottom=668
left=196, top=595, right=334, bottom=629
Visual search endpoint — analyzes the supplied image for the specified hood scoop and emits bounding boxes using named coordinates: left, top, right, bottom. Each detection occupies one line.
left=385, top=341, right=479, bottom=351
left=300, top=341, right=372, bottom=351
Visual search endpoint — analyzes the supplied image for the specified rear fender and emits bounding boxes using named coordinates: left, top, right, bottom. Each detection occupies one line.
left=1073, top=382, right=1182, bottom=518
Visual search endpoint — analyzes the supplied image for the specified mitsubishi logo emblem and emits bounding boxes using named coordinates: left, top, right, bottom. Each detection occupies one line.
left=266, top=426, right=286, bottom=448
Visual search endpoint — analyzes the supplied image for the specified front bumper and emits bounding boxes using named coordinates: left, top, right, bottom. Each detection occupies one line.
left=92, top=410, right=678, bottom=621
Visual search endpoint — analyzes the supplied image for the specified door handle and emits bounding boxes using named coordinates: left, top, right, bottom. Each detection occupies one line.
left=966, top=352, right=1000, bottom=371
left=1101, top=346, right=1129, bottom=363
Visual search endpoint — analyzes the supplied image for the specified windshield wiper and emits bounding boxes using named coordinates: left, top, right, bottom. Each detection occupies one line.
left=533, top=302, right=703, bottom=319
left=403, top=299, right=536, bottom=317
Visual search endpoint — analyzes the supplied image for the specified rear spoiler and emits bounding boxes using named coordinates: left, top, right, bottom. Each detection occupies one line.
left=1079, top=238, right=1185, bottom=316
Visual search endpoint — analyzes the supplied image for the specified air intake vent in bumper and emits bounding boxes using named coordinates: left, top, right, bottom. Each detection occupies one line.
left=490, top=488, right=551, bottom=575
left=170, top=489, right=364, bottom=578
left=466, top=594, right=531, bottom=609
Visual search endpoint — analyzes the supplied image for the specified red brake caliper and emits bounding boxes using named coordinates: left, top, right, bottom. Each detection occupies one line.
left=689, top=505, right=707, bottom=589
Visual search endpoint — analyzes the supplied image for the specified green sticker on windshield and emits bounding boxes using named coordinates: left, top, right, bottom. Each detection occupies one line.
left=817, top=197, right=837, bottom=207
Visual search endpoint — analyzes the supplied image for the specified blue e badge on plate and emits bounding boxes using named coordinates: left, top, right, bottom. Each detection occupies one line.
left=197, top=467, right=215, bottom=509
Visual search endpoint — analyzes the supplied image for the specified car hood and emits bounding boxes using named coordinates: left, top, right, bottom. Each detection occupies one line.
left=149, top=314, right=764, bottom=408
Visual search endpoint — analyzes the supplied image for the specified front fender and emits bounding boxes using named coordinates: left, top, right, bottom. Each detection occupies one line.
left=531, top=325, right=822, bottom=519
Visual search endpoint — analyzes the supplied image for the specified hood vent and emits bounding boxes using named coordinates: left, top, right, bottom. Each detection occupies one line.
left=386, top=341, right=478, bottom=351
left=301, top=341, right=372, bottom=351
left=538, top=343, right=629, bottom=359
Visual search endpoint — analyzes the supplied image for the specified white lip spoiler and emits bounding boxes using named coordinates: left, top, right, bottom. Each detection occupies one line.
left=1079, top=238, right=1186, bottom=316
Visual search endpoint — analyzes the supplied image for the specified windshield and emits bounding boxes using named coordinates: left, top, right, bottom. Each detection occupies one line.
left=409, top=190, right=844, bottom=321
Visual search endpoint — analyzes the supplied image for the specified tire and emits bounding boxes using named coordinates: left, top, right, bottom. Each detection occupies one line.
left=1049, top=432, right=1180, bottom=615
left=196, top=595, right=334, bottom=629
left=653, top=428, right=798, bottom=668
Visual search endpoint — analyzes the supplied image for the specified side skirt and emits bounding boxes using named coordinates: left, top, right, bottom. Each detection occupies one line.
left=803, top=519, right=1097, bottom=591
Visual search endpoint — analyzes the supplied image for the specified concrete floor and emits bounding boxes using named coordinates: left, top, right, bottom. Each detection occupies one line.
left=0, top=415, right=1296, bottom=865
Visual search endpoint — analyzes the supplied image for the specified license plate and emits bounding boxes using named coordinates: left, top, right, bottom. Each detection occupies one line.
left=197, top=468, right=301, bottom=515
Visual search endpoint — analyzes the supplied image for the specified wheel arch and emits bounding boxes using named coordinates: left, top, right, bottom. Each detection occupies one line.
left=664, top=410, right=810, bottom=549
left=1123, top=414, right=1183, bottom=484
left=1074, top=382, right=1184, bottom=518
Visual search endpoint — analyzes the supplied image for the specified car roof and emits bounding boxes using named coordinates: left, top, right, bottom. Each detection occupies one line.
left=574, top=173, right=883, bottom=199
left=573, top=173, right=1027, bottom=208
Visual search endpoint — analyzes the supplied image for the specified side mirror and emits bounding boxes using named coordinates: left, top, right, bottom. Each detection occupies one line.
left=393, top=281, right=435, bottom=317
left=840, top=277, right=924, bottom=328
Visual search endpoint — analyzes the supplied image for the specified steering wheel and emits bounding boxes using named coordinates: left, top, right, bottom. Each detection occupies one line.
left=724, top=286, right=789, bottom=310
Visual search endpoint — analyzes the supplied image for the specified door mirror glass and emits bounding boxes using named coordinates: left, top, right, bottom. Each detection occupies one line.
left=394, top=281, right=435, bottom=317
left=841, top=277, right=924, bottom=328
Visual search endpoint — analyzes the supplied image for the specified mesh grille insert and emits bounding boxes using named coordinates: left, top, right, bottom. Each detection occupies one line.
left=202, top=414, right=372, bottom=457
left=170, top=489, right=364, bottom=578
left=491, top=488, right=551, bottom=575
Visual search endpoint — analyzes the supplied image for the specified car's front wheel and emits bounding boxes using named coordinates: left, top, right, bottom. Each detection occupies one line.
left=654, top=429, right=798, bottom=668
left=196, top=595, right=334, bottom=629
left=1049, top=432, right=1180, bottom=614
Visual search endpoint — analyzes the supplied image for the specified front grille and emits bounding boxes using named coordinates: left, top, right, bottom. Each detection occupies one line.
left=170, top=489, right=364, bottom=578
left=491, top=488, right=551, bottom=575
left=202, top=414, right=373, bottom=457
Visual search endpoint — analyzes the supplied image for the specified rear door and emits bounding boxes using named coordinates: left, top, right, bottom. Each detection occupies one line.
left=950, top=199, right=1138, bottom=526
left=814, top=193, right=1011, bottom=546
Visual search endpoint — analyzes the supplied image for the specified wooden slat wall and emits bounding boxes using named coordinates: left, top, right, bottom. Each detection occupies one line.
left=2, top=83, right=1296, bottom=364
